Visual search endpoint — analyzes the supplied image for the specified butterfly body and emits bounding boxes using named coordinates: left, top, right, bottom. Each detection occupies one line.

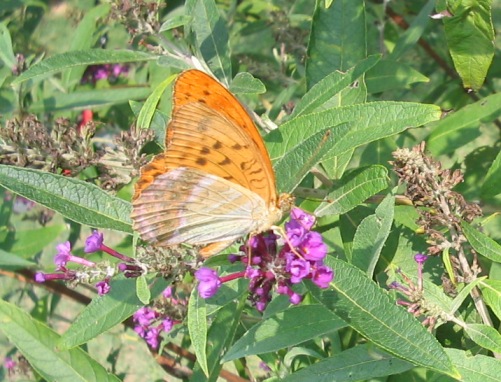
left=131, top=69, right=292, bottom=256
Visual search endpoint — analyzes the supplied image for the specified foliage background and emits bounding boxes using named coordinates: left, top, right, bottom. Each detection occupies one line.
left=0, top=0, right=501, bottom=381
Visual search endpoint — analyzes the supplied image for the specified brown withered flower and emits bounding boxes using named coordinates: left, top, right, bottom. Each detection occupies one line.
left=391, top=142, right=482, bottom=256
left=0, top=115, right=155, bottom=192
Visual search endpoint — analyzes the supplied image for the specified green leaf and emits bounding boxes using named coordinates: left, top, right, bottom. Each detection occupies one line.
left=62, top=4, right=112, bottom=88
left=271, top=121, right=354, bottom=194
left=188, top=287, right=208, bottom=376
left=187, top=0, right=231, bottom=84
left=283, top=345, right=413, bottom=382
left=269, top=101, right=440, bottom=193
left=291, top=55, right=380, bottom=118
left=191, top=296, right=246, bottom=380
left=229, top=72, right=266, bottom=94
left=427, top=93, right=501, bottom=155
left=157, top=55, right=192, bottom=71
left=366, top=60, right=429, bottom=93
left=28, top=87, right=151, bottom=113
left=0, top=299, right=121, bottom=382
left=0, top=165, right=132, bottom=233
left=352, top=192, right=395, bottom=277
left=0, top=248, right=36, bottom=268
left=446, top=348, right=501, bottom=382
left=59, top=277, right=169, bottom=348
left=10, top=224, right=66, bottom=257
left=481, top=148, right=501, bottom=198
left=223, top=305, right=346, bottom=361
left=387, top=0, right=435, bottom=61
left=479, top=280, right=501, bottom=322
left=461, top=220, right=501, bottom=263
left=441, top=0, right=495, bottom=91
left=464, top=323, right=501, bottom=353
left=137, top=74, right=176, bottom=130
left=12, top=49, right=156, bottom=84
left=159, top=15, right=192, bottom=31
left=448, top=277, right=486, bottom=315
left=130, top=100, right=169, bottom=148
left=306, top=0, right=366, bottom=88
left=310, top=258, right=459, bottom=378
left=315, top=166, right=389, bottom=217
left=136, top=275, right=151, bottom=305
left=0, top=22, right=16, bottom=69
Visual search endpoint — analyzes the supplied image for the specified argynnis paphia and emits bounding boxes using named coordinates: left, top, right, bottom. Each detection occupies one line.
left=131, top=69, right=292, bottom=256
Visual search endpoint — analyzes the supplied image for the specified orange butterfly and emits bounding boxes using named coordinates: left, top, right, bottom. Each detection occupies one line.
left=131, top=69, right=293, bottom=257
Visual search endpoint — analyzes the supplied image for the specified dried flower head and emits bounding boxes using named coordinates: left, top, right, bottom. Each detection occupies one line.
left=0, top=115, right=155, bottom=191
left=391, top=143, right=482, bottom=256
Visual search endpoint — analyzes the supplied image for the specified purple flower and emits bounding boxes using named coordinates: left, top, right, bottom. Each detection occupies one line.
left=34, top=271, right=77, bottom=283
left=245, top=266, right=261, bottom=279
left=118, top=262, right=143, bottom=278
left=145, top=326, right=161, bottom=349
left=111, top=63, right=128, bottom=77
left=389, top=281, right=410, bottom=293
left=288, top=259, right=310, bottom=284
left=256, top=301, right=267, bottom=312
left=277, top=284, right=303, bottom=304
left=96, top=280, right=111, bottom=295
left=85, top=230, right=104, bottom=253
left=299, top=232, right=327, bottom=261
left=54, top=241, right=95, bottom=268
left=94, top=66, right=109, bottom=80
left=285, top=219, right=306, bottom=247
left=81, top=63, right=129, bottom=84
left=290, top=207, right=316, bottom=230
left=259, top=361, right=272, bottom=372
left=289, top=292, right=303, bottom=305
left=162, top=286, right=173, bottom=298
left=162, top=318, right=174, bottom=332
left=133, top=307, right=158, bottom=327
left=312, top=265, right=334, bottom=288
left=414, top=253, right=428, bottom=264
left=35, top=272, right=46, bottom=283
left=228, top=254, right=241, bottom=263
left=195, top=267, right=221, bottom=298
left=4, top=357, right=16, bottom=370
left=56, top=241, right=71, bottom=257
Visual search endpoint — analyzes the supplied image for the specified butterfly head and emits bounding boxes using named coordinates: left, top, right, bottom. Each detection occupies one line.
left=278, top=193, right=295, bottom=214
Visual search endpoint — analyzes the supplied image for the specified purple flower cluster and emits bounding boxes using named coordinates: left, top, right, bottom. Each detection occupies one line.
left=35, top=230, right=140, bottom=295
left=132, top=306, right=174, bottom=349
left=195, top=208, right=334, bottom=311
left=81, top=63, right=129, bottom=84
left=132, top=287, right=182, bottom=349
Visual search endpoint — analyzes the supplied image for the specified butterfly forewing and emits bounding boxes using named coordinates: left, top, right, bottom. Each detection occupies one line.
left=174, top=70, right=274, bottom=180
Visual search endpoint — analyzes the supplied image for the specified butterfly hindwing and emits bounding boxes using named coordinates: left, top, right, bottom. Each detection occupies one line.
left=131, top=167, right=268, bottom=246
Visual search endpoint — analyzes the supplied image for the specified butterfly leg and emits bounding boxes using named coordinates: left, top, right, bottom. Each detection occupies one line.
left=271, top=225, right=305, bottom=259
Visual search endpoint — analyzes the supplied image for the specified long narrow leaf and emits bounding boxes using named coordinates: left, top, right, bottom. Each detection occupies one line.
left=0, top=165, right=132, bottom=233
left=310, top=258, right=459, bottom=378
left=12, top=49, right=156, bottom=84
left=0, top=300, right=121, bottom=382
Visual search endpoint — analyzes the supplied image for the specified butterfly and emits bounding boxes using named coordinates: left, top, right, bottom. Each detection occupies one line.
left=131, top=69, right=293, bottom=257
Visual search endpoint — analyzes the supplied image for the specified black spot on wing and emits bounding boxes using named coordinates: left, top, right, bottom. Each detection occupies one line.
left=218, top=156, right=231, bottom=165
left=196, top=158, right=207, bottom=166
